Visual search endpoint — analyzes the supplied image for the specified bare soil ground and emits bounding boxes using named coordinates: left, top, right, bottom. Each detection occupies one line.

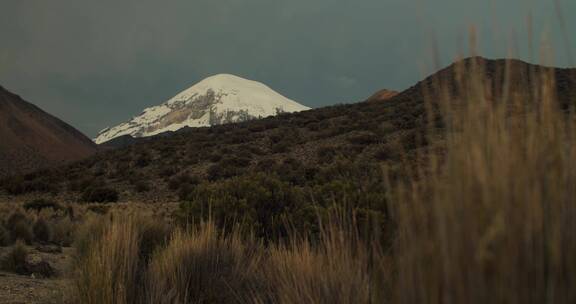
left=0, top=247, right=75, bottom=304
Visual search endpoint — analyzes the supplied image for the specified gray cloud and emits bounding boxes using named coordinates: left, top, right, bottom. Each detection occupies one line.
left=1, top=0, right=575, bottom=136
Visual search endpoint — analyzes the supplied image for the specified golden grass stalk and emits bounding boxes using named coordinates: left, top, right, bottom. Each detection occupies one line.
left=391, top=58, right=576, bottom=304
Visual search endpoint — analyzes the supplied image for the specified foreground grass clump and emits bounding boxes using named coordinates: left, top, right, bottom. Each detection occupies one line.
left=74, top=215, right=142, bottom=304
left=389, top=58, right=576, bottom=304
left=255, top=224, right=376, bottom=304
left=74, top=215, right=379, bottom=304
left=147, top=224, right=262, bottom=304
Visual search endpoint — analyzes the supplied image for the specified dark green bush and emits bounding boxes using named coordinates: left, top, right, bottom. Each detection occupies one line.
left=209, top=153, right=223, bottom=163
left=135, top=153, right=152, bottom=167
left=86, top=204, right=110, bottom=214
left=206, top=163, right=239, bottom=181
left=179, top=173, right=311, bottom=238
left=82, top=187, right=119, bottom=203
left=0, top=225, right=10, bottom=246
left=10, top=220, right=33, bottom=244
left=33, top=218, right=52, bottom=243
left=271, top=142, right=290, bottom=154
left=317, top=146, right=337, bottom=164
left=220, top=156, right=251, bottom=168
left=134, top=181, right=151, bottom=193
left=346, top=131, right=379, bottom=145
left=6, top=211, right=28, bottom=229
left=6, top=212, right=33, bottom=244
left=23, top=199, right=62, bottom=212
left=4, top=178, right=59, bottom=195
left=168, top=174, right=200, bottom=191
left=373, top=144, right=400, bottom=161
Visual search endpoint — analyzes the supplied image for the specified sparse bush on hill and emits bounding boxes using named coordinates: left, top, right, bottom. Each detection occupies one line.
left=3, top=177, right=59, bottom=195
left=209, top=153, right=223, bottom=163
left=372, top=144, right=400, bottom=161
left=81, top=187, right=119, bottom=203
left=346, top=131, right=379, bottom=145
left=23, top=199, right=62, bottom=212
left=135, top=153, right=152, bottom=167
left=157, top=166, right=177, bottom=178
left=317, top=145, right=337, bottom=164
left=86, top=204, right=110, bottom=215
left=134, top=181, right=151, bottom=193
left=168, top=173, right=200, bottom=191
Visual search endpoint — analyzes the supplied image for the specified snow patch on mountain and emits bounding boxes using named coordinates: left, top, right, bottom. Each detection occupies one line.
left=94, top=74, right=309, bottom=144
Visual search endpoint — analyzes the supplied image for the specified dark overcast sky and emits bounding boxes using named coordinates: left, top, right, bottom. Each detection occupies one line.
left=1, top=0, right=575, bottom=137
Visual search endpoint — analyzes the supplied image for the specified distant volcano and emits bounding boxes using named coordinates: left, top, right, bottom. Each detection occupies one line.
left=94, top=74, right=310, bottom=144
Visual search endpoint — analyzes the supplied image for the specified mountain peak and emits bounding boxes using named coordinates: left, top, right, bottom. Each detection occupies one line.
left=95, top=75, right=309, bottom=144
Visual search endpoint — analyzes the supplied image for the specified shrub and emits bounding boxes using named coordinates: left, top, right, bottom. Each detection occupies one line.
left=254, top=158, right=277, bottom=173
left=0, top=225, right=10, bottom=246
left=82, top=187, right=119, bottom=203
left=6, top=211, right=28, bottom=229
left=10, top=221, right=34, bottom=244
left=135, top=153, right=152, bottom=167
left=6, top=212, right=33, bottom=244
left=33, top=218, right=52, bottom=243
left=51, top=217, right=75, bottom=247
left=86, top=204, right=110, bottom=215
left=317, top=146, right=337, bottom=164
left=209, top=153, right=223, bottom=163
left=220, top=156, right=251, bottom=168
left=372, top=144, right=399, bottom=161
left=179, top=173, right=308, bottom=238
left=346, top=131, right=379, bottom=145
left=4, top=178, right=59, bottom=195
left=157, top=167, right=177, bottom=178
left=23, top=199, right=62, bottom=212
left=1, top=240, right=28, bottom=274
left=134, top=181, right=151, bottom=193
left=168, top=174, right=200, bottom=191
left=271, top=141, right=290, bottom=154
left=68, top=177, right=98, bottom=192
left=206, top=163, right=239, bottom=181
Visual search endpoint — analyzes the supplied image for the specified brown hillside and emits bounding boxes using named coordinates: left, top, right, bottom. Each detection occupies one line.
left=0, top=86, right=97, bottom=177
left=366, top=89, right=398, bottom=102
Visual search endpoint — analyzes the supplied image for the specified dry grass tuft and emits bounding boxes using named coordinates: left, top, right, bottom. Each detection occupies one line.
left=147, top=223, right=262, bottom=304
left=74, top=215, right=141, bottom=304
left=390, top=58, right=576, bottom=304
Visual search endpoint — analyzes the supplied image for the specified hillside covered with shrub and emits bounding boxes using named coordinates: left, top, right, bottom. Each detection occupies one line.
left=1, top=57, right=575, bottom=237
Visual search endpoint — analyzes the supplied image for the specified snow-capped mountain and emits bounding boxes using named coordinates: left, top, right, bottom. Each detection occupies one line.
left=94, top=74, right=310, bottom=144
